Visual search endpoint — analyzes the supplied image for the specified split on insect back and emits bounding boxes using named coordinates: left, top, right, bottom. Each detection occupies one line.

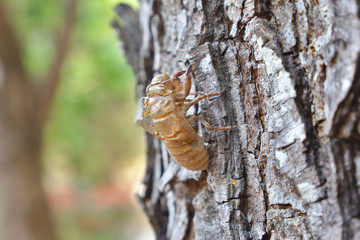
left=135, top=64, right=235, bottom=171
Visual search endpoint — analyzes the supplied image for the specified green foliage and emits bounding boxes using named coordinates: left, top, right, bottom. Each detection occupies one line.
left=4, top=0, right=60, bottom=77
left=4, top=0, right=143, bottom=184
left=45, top=0, right=142, bottom=185
left=3, top=0, right=147, bottom=239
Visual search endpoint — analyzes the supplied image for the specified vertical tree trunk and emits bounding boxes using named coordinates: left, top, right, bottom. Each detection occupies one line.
left=0, top=1, right=76, bottom=239
left=114, top=0, right=360, bottom=239
left=0, top=74, right=55, bottom=240
left=0, top=21, right=57, bottom=240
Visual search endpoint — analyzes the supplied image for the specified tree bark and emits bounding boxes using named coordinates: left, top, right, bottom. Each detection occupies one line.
left=114, top=0, right=360, bottom=239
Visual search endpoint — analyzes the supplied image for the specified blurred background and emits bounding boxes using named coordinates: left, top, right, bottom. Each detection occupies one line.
left=1, top=0, right=153, bottom=239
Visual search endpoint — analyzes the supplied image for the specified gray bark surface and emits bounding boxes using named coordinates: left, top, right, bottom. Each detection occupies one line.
left=114, top=1, right=360, bottom=239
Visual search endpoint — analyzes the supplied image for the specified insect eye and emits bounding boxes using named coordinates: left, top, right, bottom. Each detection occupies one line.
left=147, top=85, right=172, bottom=96
left=145, top=85, right=152, bottom=96
left=158, top=87, right=169, bottom=95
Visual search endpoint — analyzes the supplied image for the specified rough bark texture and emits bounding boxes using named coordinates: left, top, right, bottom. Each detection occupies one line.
left=114, top=0, right=360, bottom=239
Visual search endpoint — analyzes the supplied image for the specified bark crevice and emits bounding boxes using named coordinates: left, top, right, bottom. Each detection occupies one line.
left=114, top=1, right=360, bottom=239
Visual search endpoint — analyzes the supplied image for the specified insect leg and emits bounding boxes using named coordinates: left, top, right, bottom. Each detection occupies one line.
left=173, top=71, right=185, bottom=78
left=184, top=91, right=224, bottom=112
left=188, top=91, right=203, bottom=96
left=189, top=115, right=235, bottom=131
left=173, top=64, right=193, bottom=100
left=172, top=71, right=185, bottom=92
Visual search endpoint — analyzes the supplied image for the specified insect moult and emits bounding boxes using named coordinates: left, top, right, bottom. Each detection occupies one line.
left=135, top=65, right=232, bottom=171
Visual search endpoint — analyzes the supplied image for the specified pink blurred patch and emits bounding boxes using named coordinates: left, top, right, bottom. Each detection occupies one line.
left=91, top=185, right=132, bottom=208
left=47, top=184, right=133, bottom=210
left=47, top=189, right=75, bottom=210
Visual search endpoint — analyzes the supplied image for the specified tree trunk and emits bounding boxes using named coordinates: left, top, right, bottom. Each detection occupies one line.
left=114, top=0, right=360, bottom=239
left=0, top=71, right=55, bottom=240
left=0, top=1, right=76, bottom=239
left=0, top=22, right=57, bottom=240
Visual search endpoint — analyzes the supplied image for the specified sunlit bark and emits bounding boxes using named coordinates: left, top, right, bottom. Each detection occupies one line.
left=115, top=0, right=360, bottom=239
